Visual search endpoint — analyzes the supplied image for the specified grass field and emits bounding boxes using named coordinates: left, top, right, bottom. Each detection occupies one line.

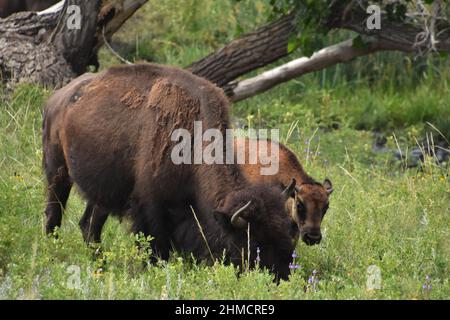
left=0, top=0, right=449, bottom=300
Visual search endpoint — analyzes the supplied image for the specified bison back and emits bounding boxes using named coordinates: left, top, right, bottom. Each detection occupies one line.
left=52, top=64, right=228, bottom=211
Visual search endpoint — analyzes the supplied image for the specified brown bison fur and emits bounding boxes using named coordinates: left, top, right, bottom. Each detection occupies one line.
left=0, top=0, right=58, bottom=18
left=43, top=63, right=295, bottom=280
left=78, top=137, right=333, bottom=249
left=235, top=138, right=333, bottom=246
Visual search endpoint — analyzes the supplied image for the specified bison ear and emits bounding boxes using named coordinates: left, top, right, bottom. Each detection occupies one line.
left=323, top=178, right=333, bottom=195
left=281, top=178, right=297, bottom=199
left=213, top=210, right=229, bottom=225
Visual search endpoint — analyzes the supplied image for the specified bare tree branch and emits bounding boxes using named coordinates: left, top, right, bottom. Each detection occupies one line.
left=228, top=38, right=388, bottom=102
left=188, top=13, right=296, bottom=87
left=188, top=2, right=450, bottom=102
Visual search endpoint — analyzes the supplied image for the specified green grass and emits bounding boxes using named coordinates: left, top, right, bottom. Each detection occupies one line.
left=0, top=0, right=449, bottom=300
left=0, top=83, right=448, bottom=299
left=102, top=0, right=450, bottom=139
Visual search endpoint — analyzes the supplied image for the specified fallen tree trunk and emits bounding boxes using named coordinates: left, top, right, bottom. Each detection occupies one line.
left=187, top=2, right=450, bottom=101
left=227, top=38, right=393, bottom=102
left=187, top=13, right=296, bottom=87
left=1, top=0, right=448, bottom=100
left=0, top=0, right=147, bottom=88
left=0, top=0, right=59, bottom=18
left=194, top=30, right=449, bottom=102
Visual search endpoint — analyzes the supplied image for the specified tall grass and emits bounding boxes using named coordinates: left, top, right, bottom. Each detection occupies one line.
left=101, top=0, right=450, bottom=139
left=0, top=0, right=448, bottom=300
left=0, top=83, right=448, bottom=299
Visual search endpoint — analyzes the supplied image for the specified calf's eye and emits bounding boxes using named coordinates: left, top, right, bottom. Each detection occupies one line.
left=297, top=202, right=306, bottom=220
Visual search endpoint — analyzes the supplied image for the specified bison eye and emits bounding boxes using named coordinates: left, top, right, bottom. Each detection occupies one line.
left=297, top=202, right=306, bottom=220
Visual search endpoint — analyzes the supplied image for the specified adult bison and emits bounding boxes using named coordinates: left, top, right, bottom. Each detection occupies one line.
left=43, top=64, right=296, bottom=280
left=0, top=0, right=58, bottom=18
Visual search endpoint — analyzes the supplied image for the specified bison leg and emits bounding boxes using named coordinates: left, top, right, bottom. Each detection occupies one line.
left=44, top=161, right=72, bottom=235
left=79, top=202, right=110, bottom=244
left=131, top=202, right=171, bottom=263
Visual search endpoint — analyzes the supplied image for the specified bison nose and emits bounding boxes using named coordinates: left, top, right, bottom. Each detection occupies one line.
left=303, top=232, right=322, bottom=245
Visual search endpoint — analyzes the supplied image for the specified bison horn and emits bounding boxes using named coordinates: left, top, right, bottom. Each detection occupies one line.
left=282, top=178, right=297, bottom=199
left=231, top=201, right=252, bottom=229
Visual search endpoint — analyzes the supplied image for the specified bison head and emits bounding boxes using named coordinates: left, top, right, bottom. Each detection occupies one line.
left=285, top=178, right=333, bottom=246
left=215, top=182, right=298, bottom=281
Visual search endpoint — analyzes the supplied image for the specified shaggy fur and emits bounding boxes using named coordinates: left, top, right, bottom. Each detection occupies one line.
left=43, top=64, right=294, bottom=280
left=77, top=137, right=332, bottom=248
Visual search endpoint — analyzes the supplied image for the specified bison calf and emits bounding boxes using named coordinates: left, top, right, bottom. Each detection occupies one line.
left=237, top=138, right=333, bottom=246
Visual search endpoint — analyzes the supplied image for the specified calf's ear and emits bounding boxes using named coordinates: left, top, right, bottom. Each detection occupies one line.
left=323, top=178, right=333, bottom=195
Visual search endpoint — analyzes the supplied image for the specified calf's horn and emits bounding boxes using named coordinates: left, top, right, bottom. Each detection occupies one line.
left=231, top=201, right=252, bottom=229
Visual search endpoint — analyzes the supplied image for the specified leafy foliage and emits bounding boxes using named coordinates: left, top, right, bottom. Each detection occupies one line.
left=267, top=0, right=445, bottom=55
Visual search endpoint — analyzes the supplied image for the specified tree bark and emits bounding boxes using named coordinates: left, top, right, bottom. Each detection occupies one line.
left=0, top=8, right=76, bottom=87
left=228, top=38, right=388, bottom=102
left=187, top=12, right=296, bottom=88
left=2, top=1, right=449, bottom=97
left=0, top=0, right=59, bottom=18
left=186, top=3, right=450, bottom=101
left=0, top=0, right=147, bottom=88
